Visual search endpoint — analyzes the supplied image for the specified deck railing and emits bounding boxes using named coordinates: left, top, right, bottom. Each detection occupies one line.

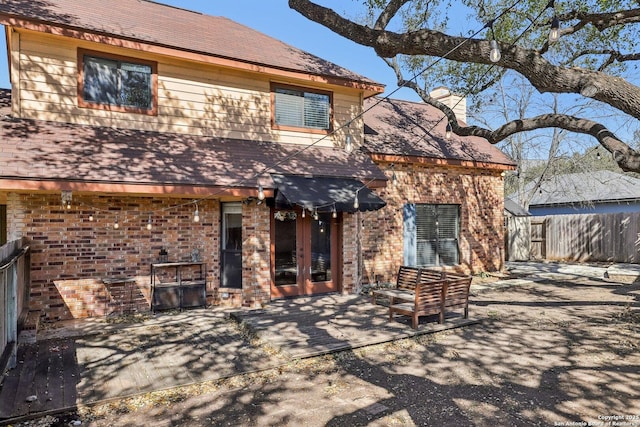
left=0, top=238, right=30, bottom=375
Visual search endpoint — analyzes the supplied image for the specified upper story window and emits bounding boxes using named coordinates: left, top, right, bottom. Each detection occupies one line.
left=271, top=83, right=332, bottom=133
left=78, top=49, right=158, bottom=115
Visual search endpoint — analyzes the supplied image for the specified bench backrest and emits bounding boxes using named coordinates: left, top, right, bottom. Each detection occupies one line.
left=443, top=276, right=472, bottom=309
left=396, top=266, right=422, bottom=291
left=420, top=268, right=446, bottom=282
left=414, top=279, right=444, bottom=313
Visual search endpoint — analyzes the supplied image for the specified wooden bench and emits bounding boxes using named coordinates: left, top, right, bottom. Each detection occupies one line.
left=388, top=279, right=445, bottom=329
left=371, top=266, right=422, bottom=305
left=387, top=271, right=472, bottom=329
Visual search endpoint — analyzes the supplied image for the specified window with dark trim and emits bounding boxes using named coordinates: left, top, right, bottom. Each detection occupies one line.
left=271, top=83, right=332, bottom=133
left=78, top=49, right=158, bottom=115
left=403, top=203, right=460, bottom=266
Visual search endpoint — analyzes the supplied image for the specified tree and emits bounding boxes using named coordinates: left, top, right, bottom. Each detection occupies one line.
left=288, top=0, right=640, bottom=173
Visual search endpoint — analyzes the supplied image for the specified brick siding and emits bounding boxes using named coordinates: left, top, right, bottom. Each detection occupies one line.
left=7, top=193, right=224, bottom=321
left=361, top=162, right=506, bottom=285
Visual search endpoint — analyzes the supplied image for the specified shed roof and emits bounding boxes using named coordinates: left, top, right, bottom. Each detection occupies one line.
left=504, top=198, right=530, bottom=217
left=0, top=89, right=386, bottom=192
left=0, top=0, right=381, bottom=88
left=362, top=97, right=515, bottom=168
left=527, top=170, right=640, bottom=206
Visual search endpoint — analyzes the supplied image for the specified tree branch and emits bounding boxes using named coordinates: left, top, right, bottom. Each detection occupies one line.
left=289, top=0, right=640, bottom=172
left=562, top=7, right=640, bottom=32
left=374, top=0, right=410, bottom=30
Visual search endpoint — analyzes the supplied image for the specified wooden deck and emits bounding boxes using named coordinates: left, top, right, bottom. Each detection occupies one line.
left=232, top=294, right=479, bottom=358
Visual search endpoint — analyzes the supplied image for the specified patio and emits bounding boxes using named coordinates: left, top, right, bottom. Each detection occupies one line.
left=1, top=260, right=638, bottom=423
left=0, top=293, right=475, bottom=421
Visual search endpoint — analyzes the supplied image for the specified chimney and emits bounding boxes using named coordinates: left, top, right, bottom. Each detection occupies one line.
left=429, top=86, right=467, bottom=124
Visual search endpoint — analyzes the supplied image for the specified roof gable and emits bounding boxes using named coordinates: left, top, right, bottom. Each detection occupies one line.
left=363, top=97, right=515, bottom=167
left=0, top=0, right=381, bottom=88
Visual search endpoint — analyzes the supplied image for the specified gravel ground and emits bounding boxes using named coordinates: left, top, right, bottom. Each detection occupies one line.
left=10, top=276, right=640, bottom=427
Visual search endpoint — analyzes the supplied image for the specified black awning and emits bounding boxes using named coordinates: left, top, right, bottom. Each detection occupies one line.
left=271, top=174, right=386, bottom=213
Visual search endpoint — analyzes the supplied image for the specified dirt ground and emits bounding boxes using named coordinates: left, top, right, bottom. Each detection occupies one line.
left=12, top=275, right=640, bottom=427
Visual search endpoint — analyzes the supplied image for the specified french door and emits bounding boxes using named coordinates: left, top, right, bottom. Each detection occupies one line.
left=271, top=209, right=339, bottom=298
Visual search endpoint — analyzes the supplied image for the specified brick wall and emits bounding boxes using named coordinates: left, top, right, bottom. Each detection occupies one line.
left=361, top=162, right=506, bottom=284
left=241, top=202, right=271, bottom=307
left=6, top=192, right=222, bottom=321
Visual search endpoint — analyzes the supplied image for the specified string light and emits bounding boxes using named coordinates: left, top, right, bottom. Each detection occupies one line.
left=489, top=40, right=501, bottom=63
left=353, top=191, right=360, bottom=210
left=301, top=209, right=306, bottom=218
left=332, top=205, right=337, bottom=218
left=88, top=213, right=94, bottom=222
left=61, top=190, right=72, bottom=210
left=146, top=214, right=153, bottom=230
left=257, top=183, right=265, bottom=201
left=193, top=202, right=200, bottom=223
left=313, top=208, right=319, bottom=220
left=390, top=163, right=398, bottom=185
left=114, top=216, right=119, bottom=229
left=549, top=16, right=560, bottom=43
left=345, top=134, right=353, bottom=153
left=445, top=123, right=452, bottom=139
left=487, top=21, right=501, bottom=63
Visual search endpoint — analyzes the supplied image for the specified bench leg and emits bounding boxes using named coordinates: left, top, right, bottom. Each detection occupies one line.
left=438, top=311, right=444, bottom=324
left=464, top=306, right=469, bottom=319
left=411, top=313, right=418, bottom=329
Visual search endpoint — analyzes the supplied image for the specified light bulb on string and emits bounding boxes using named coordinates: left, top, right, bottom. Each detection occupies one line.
left=353, top=192, right=360, bottom=210
left=445, top=122, right=452, bottom=139
left=345, top=134, right=353, bottom=153
left=489, top=39, right=501, bottom=62
left=301, top=208, right=306, bottom=218
left=88, top=213, right=94, bottom=222
left=332, top=205, right=337, bottom=219
left=193, top=202, right=200, bottom=223
left=549, top=16, right=560, bottom=43
left=114, top=216, right=119, bottom=230
left=146, top=214, right=153, bottom=230
left=313, top=209, right=319, bottom=221
left=257, top=183, right=265, bottom=201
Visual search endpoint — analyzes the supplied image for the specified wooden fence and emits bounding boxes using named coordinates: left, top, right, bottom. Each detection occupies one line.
left=0, top=238, right=30, bottom=375
left=517, top=213, right=640, bottom=263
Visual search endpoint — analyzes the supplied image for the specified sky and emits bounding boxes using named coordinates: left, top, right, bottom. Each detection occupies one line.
left=0, top=0, right=435, bottom=101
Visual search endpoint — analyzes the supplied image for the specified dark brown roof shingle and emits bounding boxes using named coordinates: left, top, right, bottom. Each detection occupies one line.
left=0, top=89, right=386, bottom=189
left=0, top=0, right=379, bottom=86
left=363, top=97, right=516, bottom=167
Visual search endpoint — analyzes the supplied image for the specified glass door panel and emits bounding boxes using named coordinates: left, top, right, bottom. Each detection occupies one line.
left=274, top=214, right=298, bottom=287
left=221, top=203, right=242, bottom=288
left=310, top=213, right=332, bottom=283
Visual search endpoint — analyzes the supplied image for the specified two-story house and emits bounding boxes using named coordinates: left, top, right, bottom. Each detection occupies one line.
left=0, top=0, right=514, bottom=322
